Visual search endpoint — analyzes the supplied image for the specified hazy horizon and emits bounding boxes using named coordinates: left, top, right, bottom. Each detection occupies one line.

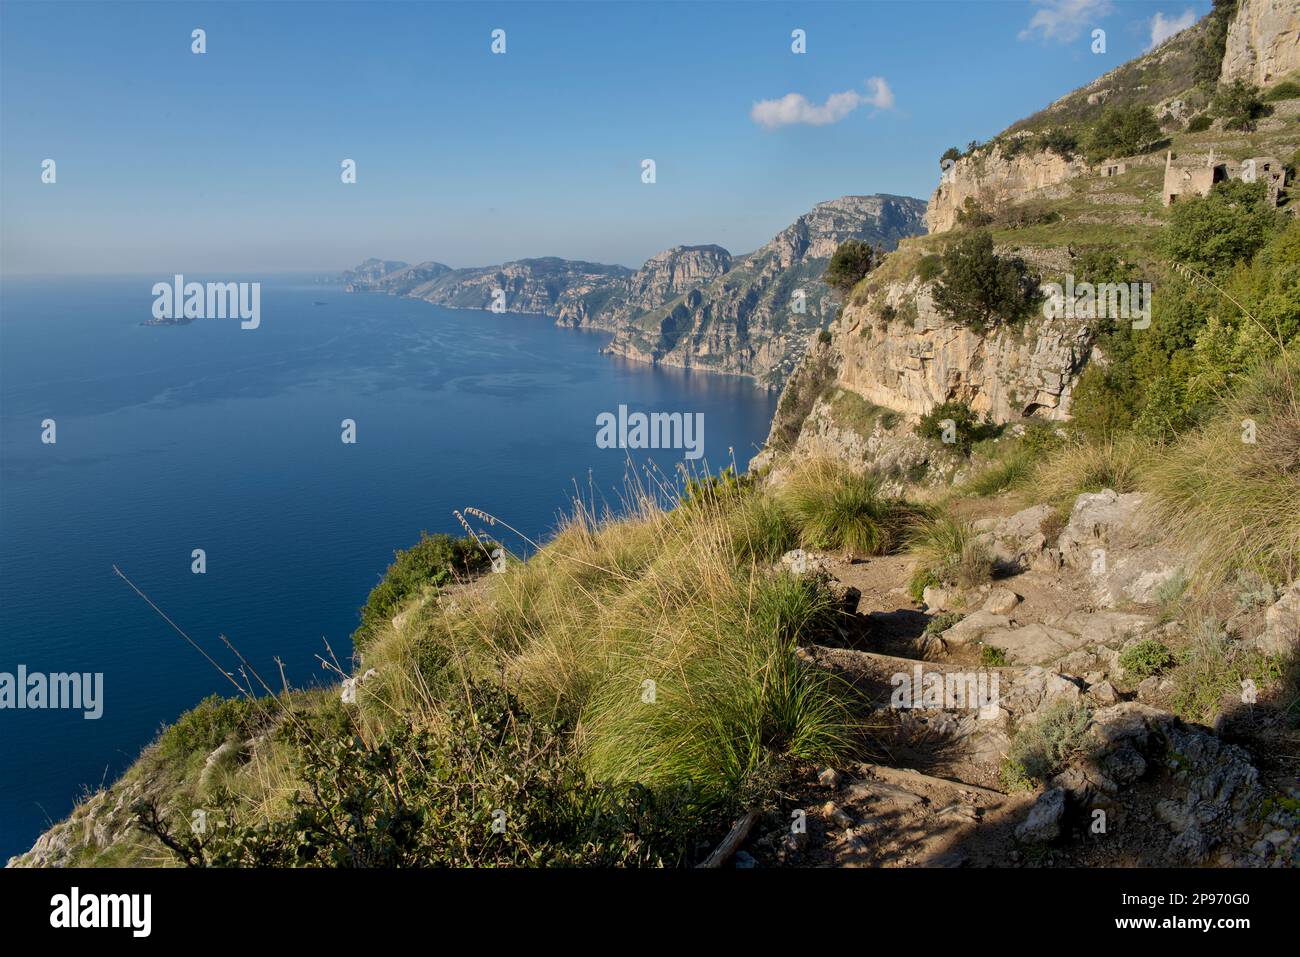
left=2, top=0, right=1210, bottom=275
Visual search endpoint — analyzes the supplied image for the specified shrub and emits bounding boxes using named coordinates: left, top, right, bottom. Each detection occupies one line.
left=981, top=645, right=1009, bottom=667
left=994, top=201, right=1059, bottom=229
left=1211, top=78, right=1266, bottom=131
left=1170, top=619, right=1282, bottom=722
left=1262, top=80, right=1300, bottom=102
left=1068, top=365, right=1141, bottom=440
left=1072, top=245, right=1137, bottom=285
left=1185, top=114, right=1212, bottom=133
left=956, top=197, right=993, bottom=228
left=824, top=240, right=878, bottom=295
left=916, top=254, right=944, bottom=283
left=1161, top=180, right=1279, bottom=280
left=940, top=146, right=961, bottom=167
left=1002, top=699, right=1092, bottom=788
left=1036, top=127, right=1079, bottom=158
left=1119, top=638, right=1175, bottom=680
left=157, top=694, right=261, bottom=766
left=1083, top=104, right=1161, bottom=161
left=931, top=231, right=1040, bottom=333
left=924, top=611, right=963, bottom=637
left=142, top=687, right=727, bottom=867
left=354, top=532, right=489, bottom=649
left=1194, top=0, right=1237, bottom=85
left=915, top=400, right=997, bottom=455
left=680, top=465, right=754, bottom=509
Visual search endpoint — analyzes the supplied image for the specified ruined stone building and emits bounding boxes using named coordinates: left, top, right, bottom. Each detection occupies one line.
left=1162, top=150, right=1287, bottom=206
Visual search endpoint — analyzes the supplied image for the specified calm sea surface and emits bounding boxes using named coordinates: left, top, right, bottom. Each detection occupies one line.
left=0, top=275, right=778, bottom=859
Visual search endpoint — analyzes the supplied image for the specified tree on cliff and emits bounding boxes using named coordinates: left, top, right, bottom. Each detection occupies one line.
left=1083, top=104, right=1162, bottom=161
left=931, top=231, right=1040, bottom=334
left=824, top=240, right=878, bottom=296
left=1162, top=179, right=1278, bottom=278
left=1195, top=0, right=1239, bottom=85
left=1211, top=78, right=1265, bottom=131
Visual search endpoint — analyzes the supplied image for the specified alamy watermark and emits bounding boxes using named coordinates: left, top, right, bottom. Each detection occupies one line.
left=151, top=274, right=261, bottom=329
left=596, top=405, right=704, bottom=460
left=1042, top=275, right=1151, bottom=329
left=890, top=665, right=1000, bottom=718
left=1, top=665, right=103, bottom=719
left=50, top=887, right=150, bottom=937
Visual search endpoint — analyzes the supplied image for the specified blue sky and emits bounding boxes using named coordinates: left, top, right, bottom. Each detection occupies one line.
left=0, top=0, right=1209, bottom=274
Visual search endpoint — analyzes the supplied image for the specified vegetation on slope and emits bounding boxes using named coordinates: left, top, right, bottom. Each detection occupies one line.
left=106, top=459, right=935, bottom=867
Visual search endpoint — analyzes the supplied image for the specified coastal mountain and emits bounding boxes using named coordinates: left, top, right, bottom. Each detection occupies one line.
left=344, top=193, right=927, bottom=388
left=340, top=258, right=410, bottom=284
left=345, top=257, right=633, bottom=318
left=599, top=195, right=926, bottom=386
left=558, top=244, right=735, bottom=330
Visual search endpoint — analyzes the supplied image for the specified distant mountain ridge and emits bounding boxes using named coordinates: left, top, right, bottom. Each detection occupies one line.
left=343, top=193, right=927, bottom=387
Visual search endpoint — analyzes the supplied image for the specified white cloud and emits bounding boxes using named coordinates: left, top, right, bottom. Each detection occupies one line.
left=1018, top=0, right=1114, bottom=43
left=750, top=77, right=893, bottom=129
left=1147, top=9, right=1197, bottom=50
left=865, top=76, right=895, bottom=110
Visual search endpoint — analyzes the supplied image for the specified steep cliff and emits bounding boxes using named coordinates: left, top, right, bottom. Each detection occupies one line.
left=603, top=195, right=927, bottom=387
left=831, top=277, right=1090, bottom=424
left=558, top=244, right=733, bottom=330
left=1221, top=0, right=1300, bottom=86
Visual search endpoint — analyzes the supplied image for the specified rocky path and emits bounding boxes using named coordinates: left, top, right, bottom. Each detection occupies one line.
left=739, top=489, right=1300, bottom=869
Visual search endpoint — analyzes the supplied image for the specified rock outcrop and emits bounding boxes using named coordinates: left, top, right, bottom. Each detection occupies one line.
left=926, top=143, right=1087, bottom=234
left=558, top=244, right=733, bottom=331
left=832, top=277, right=1091, bottom=423
left=1221, top=0, right=1300, bottom=87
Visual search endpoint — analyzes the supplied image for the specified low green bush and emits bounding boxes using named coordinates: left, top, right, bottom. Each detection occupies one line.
left=1001, top=699, right=1092, bottom=789
left=1119, top=639, right=1175, bottom=680
left=354, top=532, right=489, bottom=649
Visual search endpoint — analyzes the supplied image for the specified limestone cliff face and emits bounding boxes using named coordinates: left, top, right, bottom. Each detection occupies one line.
left=925, top=145, right=1088, bottom=234
left=760, top=273, right=1095, bottom=470
left=833, top=279, right=1092, bottom=423
left=558, top=245, right=733, bottom=330
left=1221, top=0, right=1300, bottom=87
left=604, top=195, right=927, bottom=387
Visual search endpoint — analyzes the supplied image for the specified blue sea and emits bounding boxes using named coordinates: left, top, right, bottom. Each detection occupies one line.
left=0, top=276, right=777, bottom=861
